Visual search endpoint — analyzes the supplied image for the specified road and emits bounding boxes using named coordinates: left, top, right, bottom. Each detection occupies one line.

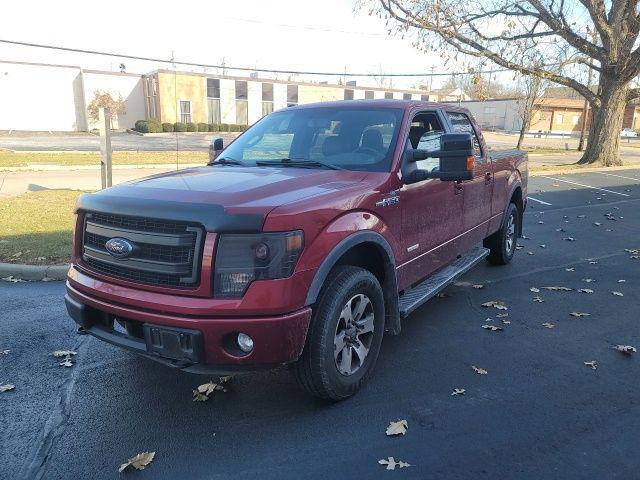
left=2, top=170, right=640, bottom=479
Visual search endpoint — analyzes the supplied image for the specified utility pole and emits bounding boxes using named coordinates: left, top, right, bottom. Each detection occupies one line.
left=428, top=65, right=435, bottom=93
left=578, top=63, right=593, bottom=151
left=98, top=107, right=112, bottom=189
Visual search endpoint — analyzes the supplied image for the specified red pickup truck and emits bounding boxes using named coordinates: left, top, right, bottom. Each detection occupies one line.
left=65, top=100, right=527, bottom=400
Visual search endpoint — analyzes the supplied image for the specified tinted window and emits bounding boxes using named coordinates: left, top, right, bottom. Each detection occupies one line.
left=365, top=90, right=374, bottom=99
left=446, top=111, right=482, bottom=157
left=344, top=89, right=354, bottom=100
left=403, top=93, right=412, bottom=100
left=221, top=107, right=404, bottom=172
left=262, top=83, right=274, bottom=102
left=287, top=85, right=298, bottom=104
left=384, top=92, right=393, bottom=99
left=411, top=112, right=445, bottom=172
left=207, top=78, right=220, bottom=98
left=235, top=81, right=248, bottom=100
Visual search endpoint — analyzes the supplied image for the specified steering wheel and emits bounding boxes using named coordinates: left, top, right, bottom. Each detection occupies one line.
left=354, top=146, right=380, bottom=156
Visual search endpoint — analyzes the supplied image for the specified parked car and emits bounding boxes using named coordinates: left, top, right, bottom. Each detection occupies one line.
left=65, top=100, right=528, bottom=400
left=621, top=128, right=638, bottom=137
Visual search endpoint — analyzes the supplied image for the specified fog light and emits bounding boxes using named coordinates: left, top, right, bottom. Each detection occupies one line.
left=237, top=333, right=254, bottom=353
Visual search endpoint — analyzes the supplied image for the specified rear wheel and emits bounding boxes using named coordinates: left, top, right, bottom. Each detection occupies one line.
left=485, top=202, right=519, bottom=265
left=293, top=265, right=385, bottom=401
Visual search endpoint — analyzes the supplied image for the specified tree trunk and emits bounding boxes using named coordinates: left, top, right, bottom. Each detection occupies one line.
left=578, top=77, right=628, bottom=166
left=516, top=111, right=530, bottom=150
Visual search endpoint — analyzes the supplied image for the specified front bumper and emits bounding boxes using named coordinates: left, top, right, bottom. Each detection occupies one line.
left=65, top=283, right=312, bottom=374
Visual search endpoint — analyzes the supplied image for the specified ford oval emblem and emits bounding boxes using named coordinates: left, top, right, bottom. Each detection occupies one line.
left=105, top=237, right=134, bottom=258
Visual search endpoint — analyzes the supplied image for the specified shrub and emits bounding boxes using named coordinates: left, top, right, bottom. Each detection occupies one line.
left=134, top=120, right=150, bottom=133
left=207, top=123, right=215, bottom=132
left=147, top=118, right=163, bottom=133
left=186, top=122, right=197, bottom=132
left=197, top=122, right=208, bottom=132
left=219, top=123, right=230, bottom=132
left=162, top=122, right=174, bottom=132
left=174, top=122, right=187, bottom=132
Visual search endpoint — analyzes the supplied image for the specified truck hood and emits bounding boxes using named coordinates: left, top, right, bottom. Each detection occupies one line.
left=78, top=166, right=370, bottom=231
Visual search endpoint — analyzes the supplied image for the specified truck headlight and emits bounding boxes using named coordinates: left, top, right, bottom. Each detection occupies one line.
left=213, top=230, right=304, bottom=298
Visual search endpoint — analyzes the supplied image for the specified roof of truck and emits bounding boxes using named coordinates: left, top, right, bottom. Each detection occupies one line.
left=286, top=99, right=468, bottom=111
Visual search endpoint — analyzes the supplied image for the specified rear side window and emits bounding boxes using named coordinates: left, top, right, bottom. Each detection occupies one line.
left=446, top=112, right=482, bottom=158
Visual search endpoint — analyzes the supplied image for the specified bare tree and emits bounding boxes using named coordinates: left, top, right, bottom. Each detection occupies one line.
left=371, top=0, right=640, bottom=166
left=516, top=74, right=547, bottom=149
left=87, top=91, right=125, bottom=129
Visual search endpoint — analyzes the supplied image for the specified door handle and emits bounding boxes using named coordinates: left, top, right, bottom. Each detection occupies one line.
left=454, top=181, right=463, bottom=195
left=485, top=172, right=492, bottom=184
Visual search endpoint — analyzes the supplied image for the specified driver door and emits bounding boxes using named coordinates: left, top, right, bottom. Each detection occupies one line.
left=397, top=110, right=465, bottom=290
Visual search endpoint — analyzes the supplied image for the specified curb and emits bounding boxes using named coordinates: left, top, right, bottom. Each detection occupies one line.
left=530, top=164, right=640, bottom=176
left=0, top=263, right=69, bottom=282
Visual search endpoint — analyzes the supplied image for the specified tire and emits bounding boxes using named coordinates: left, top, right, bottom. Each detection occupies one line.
left=293, top=265, right=385, bottom=401
left=484, top=202, right=519, bottom=265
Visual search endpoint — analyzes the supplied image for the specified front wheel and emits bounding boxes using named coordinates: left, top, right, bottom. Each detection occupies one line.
left=484, top=202, right=519, bottom=265
left=292, top=265, right=385, bottom=401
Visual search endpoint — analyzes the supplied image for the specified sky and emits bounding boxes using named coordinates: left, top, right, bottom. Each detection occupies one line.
left=0, top=0, right=499, bottom=90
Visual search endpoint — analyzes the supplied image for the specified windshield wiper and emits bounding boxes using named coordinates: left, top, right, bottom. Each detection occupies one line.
left=255, top=158, right=343, bottom=170
left=209, top=157, right=244, bottom=166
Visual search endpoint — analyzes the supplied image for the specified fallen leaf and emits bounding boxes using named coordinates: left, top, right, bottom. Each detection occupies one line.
left=570, top=312, right=590, bottom=317
left=451, top=388, right=465, bottom=396
left=578, top=289, right=593, bottom=294
left=192, top=377, right=231, bottom=401
left=496, top=313, right=509, bottom=318
left=589, top=261, right=598, bottom=265
left=563, top=237, right=576, bottom=242
left=542, top=322, right=555, bottom=329
left=542, top=286, right=573, bottom=291
left=472, top=284, right=484, bottom=289
left=584, top=361, right=597, bottom=370
left=527, top=251, right=535, bottom=255
left=52, top=350, right=77, bottom=358
left=378, top=457, right=412, bottom=471
left=533, top=296, right=544, bottom=303
left=522, top=235, right=530, bottom=239
left=436, top=292, right=450, bottom=298
left=516, top=245, right=524, bottom=250
left=0, top=350, right=9, bottom=355
left=1, top=276, right=26, bottom=283
left=613, top=345, right=636, bottom=355
left=386, top=420, right=408, bottom=436
left=565, top=267, right=575, bottom=272
left=0, top=383, right=15, bottom=392
left=539, top=244, right=546, bottom=248
left=611, top=291, right=624, bottom=297
left=577, top=215, right=586, bottom=219
left=472, top=365, right=487, bottom=375
left=618, top=279, right=626, bottom=283
left=59, top=358, right=74, bottom=368
left=530, top=287, right=540, bottom=293
left=119, top=451, right=156, bottom=472
left=593, top=222, right=601, bottom=226
left=482, top=324, right=503, bottom=332
left=583, top=278, right=595, bottom=283
left=537, top=221, right=544, bottom=224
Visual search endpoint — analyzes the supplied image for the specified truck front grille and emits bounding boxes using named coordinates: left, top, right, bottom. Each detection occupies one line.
left=81, top=212, right=203, bottom=289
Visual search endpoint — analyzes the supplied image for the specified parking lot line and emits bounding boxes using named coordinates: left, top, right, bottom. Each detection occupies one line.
left=538, top=176, right=631, bottom=197
left=528, top=196, right=552, bottom=206
left=594, top=171, right=640, bottom=182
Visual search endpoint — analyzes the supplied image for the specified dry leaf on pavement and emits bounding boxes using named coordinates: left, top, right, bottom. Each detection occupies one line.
left=192, top=377, right=231, bottom=401
left=584, top=361, right=597, bottom=370
left=472, top=284, right=484, bottom=289
left=533, top=296, right=544, bottom=303
left=578, top=289, right=593, bottom=294
left=530, top=287, right=540, bottom=293
left=481, top=300, right=507, bottom=310
left=542, top=323, right=555, bottom=329
left=583, top=278, right=595, bottom=283
left=565, top=267, right=575, bottom=272
left=570, top=312, right=590, bottom=317
left=385, top=420, right=408, bottom=436
left=0, top=383, right=15, bottom=392
left=0, top=350, right=9, bottom=355
left=611, top=291, right=624, bottom=297
left=52, top=350, right=77, bottom=358
left=378, top=457, right=411, bottom=470
left=613, top=345, right=636, bottom=355
left=496, top=313, right=509, bottom=318
left=451, top=388, right=465, bottom=396
left=542, top=286, right=573, bottom=291
left=472, top=365, right=487, bottom=375
left=118, top=451, right=156, bottom=472
left=59, top=358, right=74, bottom=368
left=563, top=237, right=576, bottom=242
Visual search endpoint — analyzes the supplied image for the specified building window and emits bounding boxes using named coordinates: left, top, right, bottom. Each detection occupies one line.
left=421, top=94, right=429, bottom=101
left=403, top=93, right=412, bottom=100
left=384, top=92, right=393, bottom=99
left=144, top=76, right=158, bottom=119
left=365, top=90, right=374, bottom=100
left=287, top=85, right=298, bottom=106
left=207, top=78, right=221, bottom=124
left=262, top=83, right=274, bottom=116
left=556, top=114, right=564, bottom=125
left=236, top=81, right=248, bottom=125
left=179, top=100, right=191, bottom=124
left=572, top=115, right=579, bottom=126
left=344, top=89, right=354, bottom=100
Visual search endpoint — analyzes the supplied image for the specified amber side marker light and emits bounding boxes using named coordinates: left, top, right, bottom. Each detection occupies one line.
left=286, top=232, right=304, bottom=252
left=467, top=155, right=475, bottom=171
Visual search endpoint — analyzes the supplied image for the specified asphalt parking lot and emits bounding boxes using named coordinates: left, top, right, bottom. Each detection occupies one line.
left=2, top=169, right=640, bottom=480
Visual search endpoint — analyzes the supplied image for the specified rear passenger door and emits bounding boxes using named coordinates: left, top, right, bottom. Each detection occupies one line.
left=445, top=111, right=493, bottom=249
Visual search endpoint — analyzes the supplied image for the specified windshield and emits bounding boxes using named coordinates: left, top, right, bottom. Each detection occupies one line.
left=220, top=107, right=404, bottom=172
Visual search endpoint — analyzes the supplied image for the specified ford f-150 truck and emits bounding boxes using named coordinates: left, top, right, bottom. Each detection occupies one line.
left=65, top=100, right=527, bottom=400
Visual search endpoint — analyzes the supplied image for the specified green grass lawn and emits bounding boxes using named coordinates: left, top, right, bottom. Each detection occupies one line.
left=0, top=151, right=208, bottom=167
left=0, top=190, right=89, bottom=265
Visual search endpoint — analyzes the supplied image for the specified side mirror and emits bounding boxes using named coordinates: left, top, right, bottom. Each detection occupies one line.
left=406, top=133, right=474, bottom=183
left=208, top=137, right=224, bottom=164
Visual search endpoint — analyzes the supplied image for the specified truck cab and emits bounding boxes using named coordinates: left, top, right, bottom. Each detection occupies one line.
left=65, top=100, right=527, bottom=400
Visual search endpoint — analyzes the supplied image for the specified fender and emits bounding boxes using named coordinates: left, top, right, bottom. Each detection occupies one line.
left=304, top=230, right=401, bottom=335
left=504, top=180, right=524, bottom=236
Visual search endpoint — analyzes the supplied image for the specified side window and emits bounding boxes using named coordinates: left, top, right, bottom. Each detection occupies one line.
left=446, top=112, right=483, bottom=159
left=409, top=112, right=445, bottom=172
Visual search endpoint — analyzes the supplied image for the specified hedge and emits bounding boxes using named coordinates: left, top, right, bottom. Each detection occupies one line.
left=135, top=120, right=249, bottom=133
left=134, top=119, right=162, bottom=133
left=162, top=122, right=174, bottom=132
left=174, top=122, right=187, bottom=132
left=186, top=122, right=197, bottom=132
left=196, top=122, right=207, bottom=132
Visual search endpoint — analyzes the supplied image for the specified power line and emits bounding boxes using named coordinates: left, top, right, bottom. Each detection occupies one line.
left=0, top=38, right=516, bottom=77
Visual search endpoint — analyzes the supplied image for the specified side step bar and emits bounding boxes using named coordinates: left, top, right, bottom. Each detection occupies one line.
left=398, top=246, right=489, bottom=318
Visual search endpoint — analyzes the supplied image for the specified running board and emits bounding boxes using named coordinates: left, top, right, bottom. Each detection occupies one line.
left=398, top=246, right=489, bottom=318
